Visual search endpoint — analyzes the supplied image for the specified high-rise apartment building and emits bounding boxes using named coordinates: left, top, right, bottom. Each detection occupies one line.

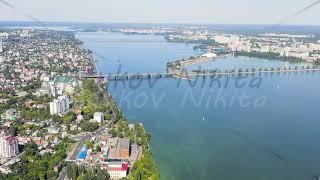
left=49, top=96, right=71, bottom=116
left=0, top=132, right=19, bottom=158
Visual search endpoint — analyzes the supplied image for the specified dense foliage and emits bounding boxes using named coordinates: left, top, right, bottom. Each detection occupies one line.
left=235, top=51, right=305, bottom=63
left=66, top=164, right=110, bottom=180
left=129, top=151, right=160, bottom=180
left=0, top=142, right=67, bottom=180
left=74, top=79, right=111, bottom=117
left=80, top=121, right=99, bottom=132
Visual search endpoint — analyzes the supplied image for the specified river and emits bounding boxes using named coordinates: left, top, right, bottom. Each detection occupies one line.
left=77, top=31, right=320, bottom=180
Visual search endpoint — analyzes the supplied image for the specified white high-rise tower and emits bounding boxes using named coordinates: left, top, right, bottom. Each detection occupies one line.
left=49, top=96, right=71, bottom=116
left=0, top=40, right=3, bottom=53
left=0, top=132, right=19, bottom=158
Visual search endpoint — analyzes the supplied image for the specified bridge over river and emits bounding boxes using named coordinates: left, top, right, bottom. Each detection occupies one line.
left=83, top=65, right=320, bottom=80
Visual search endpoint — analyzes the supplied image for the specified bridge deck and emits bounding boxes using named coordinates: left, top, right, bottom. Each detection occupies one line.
left=83, top=66, right=320, bottom=80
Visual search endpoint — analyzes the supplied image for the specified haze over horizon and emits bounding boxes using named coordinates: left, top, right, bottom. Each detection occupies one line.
left=0, top=0, right=320, bottom=25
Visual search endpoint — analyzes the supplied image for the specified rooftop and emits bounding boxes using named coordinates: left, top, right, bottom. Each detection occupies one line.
left=118, top=138, right=130, bottom=150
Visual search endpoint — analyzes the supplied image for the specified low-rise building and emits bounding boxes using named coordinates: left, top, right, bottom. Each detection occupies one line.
left=116, top=138, right=130, bottom=160
left=1, top=109, right=20, bottom=121
left=106, top=161, right=128, bottom=179
left=47, top=126, right=60, bottom=134
left=107, top=138, right=118, bottom=148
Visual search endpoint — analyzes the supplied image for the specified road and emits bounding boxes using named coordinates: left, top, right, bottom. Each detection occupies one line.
left=70, top=120, right=114, bottom=161
left=58, top=118, right=115, bottom=180
left=70, top=134, right=91, bottom=161
left=58, top=133, right=91, bottom=180
left=59, top=58, right=118, bottom=180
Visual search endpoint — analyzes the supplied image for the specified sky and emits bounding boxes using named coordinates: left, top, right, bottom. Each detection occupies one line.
left=0, top=0, right=320, bottom=25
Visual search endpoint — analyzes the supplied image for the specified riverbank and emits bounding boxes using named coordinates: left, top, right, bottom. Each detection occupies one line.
left=234, top=51, right=307, bottom=63
left=86, top=45, right=160, bottom=179
left=76, top=31, right=320, bottom=180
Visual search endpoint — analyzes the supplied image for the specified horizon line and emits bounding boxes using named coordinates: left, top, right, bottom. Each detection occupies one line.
left=1, top=20, right=320, bottom=27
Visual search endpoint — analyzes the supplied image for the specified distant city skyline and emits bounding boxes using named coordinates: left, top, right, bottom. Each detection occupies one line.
left=0, top=0, right=320, bottom=25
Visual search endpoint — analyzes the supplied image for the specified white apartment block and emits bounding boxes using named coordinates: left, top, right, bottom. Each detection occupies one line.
left=0, top=40, right=3, bottom=53
left=50, top=95, right=71, bottom=116
left=0, top=133, right=19, bottom=158
left=214, top=35, right=239, bottom=44
left=93, top=112, right=104, bottom=123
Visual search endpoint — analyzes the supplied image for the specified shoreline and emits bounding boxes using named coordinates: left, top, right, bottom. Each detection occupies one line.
left=84, top=40, right=160, bottom=179
left=71, top=30, right=320, bottom=180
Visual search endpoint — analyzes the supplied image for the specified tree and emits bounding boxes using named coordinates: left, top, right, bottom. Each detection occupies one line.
left=7, top=142, right=67, bottom=179
left=10, top=90, right=16, bottom=96
left=67, top=164, right=72, bottom=179
left=96, top=168, right=110, bottom=180
left=8, top=97, right=18, bottom=106
left=108, top=128, right=117, bottom=137
left=85, top=141, right=94, bottom=149
left=66, top=165, right=110, bottom=180
left=52, top=115, right=63, bottom=124
left=104, top=113, right=112, bottom=120
left=71, top=165, right=78, bottom=180
left=96, top=145, right=101, bottom=152
left=130, top=151, right=160, bottom=180
left=47, top=170, right=58, bottom=179
left=63, top=112, right=76, bottom=124
left=77, top=175, right=86, bottom=180
left=8, top=126, right=19, bottom=136
left=80, top=121, right=99, bottom=132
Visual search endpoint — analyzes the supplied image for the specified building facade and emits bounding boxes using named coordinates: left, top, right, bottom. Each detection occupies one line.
left=116, top=138, right=129, bottom=159
left=0, top=133, right=19, bottom=158
left=49, top=95, right=71, bottom=116
left=107, top=162, right=128, bottom=179
left=93, top=112, right=104, bottom=123
left=0, top=40, right=3, bottom=53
